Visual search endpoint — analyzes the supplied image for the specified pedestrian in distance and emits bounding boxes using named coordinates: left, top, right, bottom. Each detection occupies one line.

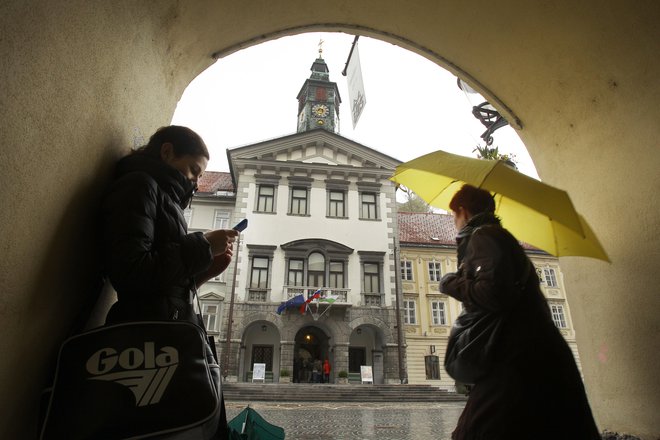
left=323, top=359, right=331, bottom=384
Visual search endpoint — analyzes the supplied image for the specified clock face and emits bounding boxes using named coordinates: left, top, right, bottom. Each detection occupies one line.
left=312, top=104, right=329, bottom=118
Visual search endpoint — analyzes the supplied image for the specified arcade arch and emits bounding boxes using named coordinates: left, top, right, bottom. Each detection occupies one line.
left=1, top=2, right=658, bottom=438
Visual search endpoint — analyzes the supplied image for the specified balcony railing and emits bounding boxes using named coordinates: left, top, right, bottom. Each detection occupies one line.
left=363, top=294, right=382, bottom=307
left=284, top=286, right=349, bottom=303
left=247, top=288, right=269, bottom=302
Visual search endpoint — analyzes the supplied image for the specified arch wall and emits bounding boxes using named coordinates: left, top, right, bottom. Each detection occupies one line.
left=1, top=1, right=658, bottom=438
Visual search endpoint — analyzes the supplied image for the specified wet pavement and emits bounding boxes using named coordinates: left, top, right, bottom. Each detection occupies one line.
left=226, top=401, right=465, bottom=439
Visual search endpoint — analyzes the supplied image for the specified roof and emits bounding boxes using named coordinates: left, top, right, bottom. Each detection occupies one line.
left=397, top=211, right=541, bottom=252
left=197, top=171, right=234, bottom=193
left=398, top=212, right=457, bottom=246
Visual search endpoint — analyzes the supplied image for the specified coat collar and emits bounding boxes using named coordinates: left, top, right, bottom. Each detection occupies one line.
left=115, top=153, right=196, bottom=209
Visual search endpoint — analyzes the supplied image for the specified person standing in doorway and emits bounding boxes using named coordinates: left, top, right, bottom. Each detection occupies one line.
left=323, top=359, right=331, bottom=383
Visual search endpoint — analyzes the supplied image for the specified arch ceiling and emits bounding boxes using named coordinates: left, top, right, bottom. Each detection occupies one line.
left=1, top=1, right=658, bottom=438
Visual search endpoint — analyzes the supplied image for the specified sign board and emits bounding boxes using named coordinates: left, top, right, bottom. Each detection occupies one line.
left=360, top=365, right=373, bottom=384
left=252, top=363, right=266, bottom=382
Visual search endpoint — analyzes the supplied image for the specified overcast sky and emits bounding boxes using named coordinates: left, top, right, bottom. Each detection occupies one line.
left=172, top=32, right=538, bottom=179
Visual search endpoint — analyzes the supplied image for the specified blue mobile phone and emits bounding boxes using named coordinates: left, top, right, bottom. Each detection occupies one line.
left=232, top=219, right=248, bottom=232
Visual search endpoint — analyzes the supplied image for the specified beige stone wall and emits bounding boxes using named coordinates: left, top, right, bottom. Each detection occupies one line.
left=1, top=1, right=658, bottom=437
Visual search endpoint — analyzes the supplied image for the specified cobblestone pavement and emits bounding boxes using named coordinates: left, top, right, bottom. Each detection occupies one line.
left=226, top=401, right=465, bottom=439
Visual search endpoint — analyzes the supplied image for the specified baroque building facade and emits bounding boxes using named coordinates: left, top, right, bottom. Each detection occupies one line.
left=187, top=52, right=583, bottom=388
left=189, top=54, right=406, bottom=384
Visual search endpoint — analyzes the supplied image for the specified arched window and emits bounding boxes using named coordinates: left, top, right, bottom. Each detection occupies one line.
left=308, top=252, right=325, bottom=288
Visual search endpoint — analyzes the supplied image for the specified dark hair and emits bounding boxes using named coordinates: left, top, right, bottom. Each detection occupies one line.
left=138, top=125, right=209, bottom=160
left=449, top=184, right=495, bottom=215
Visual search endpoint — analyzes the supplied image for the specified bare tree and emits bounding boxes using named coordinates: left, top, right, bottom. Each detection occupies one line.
left=397, top=187, right=432, bottom=213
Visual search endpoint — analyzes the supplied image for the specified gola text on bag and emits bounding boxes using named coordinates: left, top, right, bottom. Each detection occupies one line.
left=85, top=342, right=179, bottom=407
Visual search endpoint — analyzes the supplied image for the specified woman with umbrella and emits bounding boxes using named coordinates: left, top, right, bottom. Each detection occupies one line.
left=440, top=184, right=600, bottom=440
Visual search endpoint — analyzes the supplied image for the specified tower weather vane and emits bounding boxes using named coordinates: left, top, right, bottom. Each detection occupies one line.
left=318, top=38, right=324, bottom=57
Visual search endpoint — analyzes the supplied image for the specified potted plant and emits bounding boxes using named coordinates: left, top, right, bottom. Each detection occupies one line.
left=337, top=370, right=349, bottom=385
left=279, top=368, right=291, bottom=384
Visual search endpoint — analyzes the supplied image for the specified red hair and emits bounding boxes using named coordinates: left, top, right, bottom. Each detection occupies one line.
left=449, top=184, right=495, bottom=215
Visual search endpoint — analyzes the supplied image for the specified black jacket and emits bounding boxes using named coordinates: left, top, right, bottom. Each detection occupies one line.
left=101, top=153, right=212, bottom=324
left=441, top=213, right=600, bottom=440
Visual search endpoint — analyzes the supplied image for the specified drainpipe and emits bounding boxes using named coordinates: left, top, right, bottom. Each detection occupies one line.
left=223, top=234, right=241, bottom=379
left=393, top=244, right=407, bottom=384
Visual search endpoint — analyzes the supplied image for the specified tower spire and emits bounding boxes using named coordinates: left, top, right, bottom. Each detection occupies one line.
left=295, top=44, right=342, bottom=134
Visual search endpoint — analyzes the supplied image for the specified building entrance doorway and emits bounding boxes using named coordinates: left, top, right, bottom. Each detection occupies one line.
left=349, top=347, right=366, bottom=373
left=293, top=326, right=330, bottom=383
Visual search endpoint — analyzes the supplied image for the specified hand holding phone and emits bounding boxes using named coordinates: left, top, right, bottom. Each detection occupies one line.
left=233, top=219, right=248, bottom=232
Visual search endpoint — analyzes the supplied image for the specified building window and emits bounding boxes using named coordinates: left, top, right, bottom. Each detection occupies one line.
left=329, top=261, right=345, bottom=288
left=256, top=184, right=275, bottom=213
left=251, top=345, right=274, bottom=372
left=307, top=252, right=326, bottom=289
left=328, top=190, right=346, bottom=217
left=403, top=299, right=417, bottom=324
left=213, top=210, right=230, bottom=229
left=289, top=187, right=308, bottom=215
left=363, top=262, right=380, bottom=294
left=201, top=303, right=220, bottom=332
left=428, top=261, right=442, bottom=282
left=183, top=207, right=193, bottom=225
left=542, top=268, right=558, bottom=287
left=424, top=355, right=441, bottom=380
left=360, top=192, right=378, bottom=220
left=288, top=259, right=304, bottom=286
left=250, top=257, right=270, bottom=289
left=400, top=260, right=413, bottom=281
left=550, top=303, right=567, bottom=328
left=431, top=301, right=446, bottom=325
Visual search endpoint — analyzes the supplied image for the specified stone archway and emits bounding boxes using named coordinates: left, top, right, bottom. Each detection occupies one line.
left=2, top=2, right=659, bottom=437
left=293, top=325, right=332, bottom=383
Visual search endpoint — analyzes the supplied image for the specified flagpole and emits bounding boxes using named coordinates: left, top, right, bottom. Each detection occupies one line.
left=223, top=234, right=240, bottom=379
left=341, top=35, right=360, bottom=77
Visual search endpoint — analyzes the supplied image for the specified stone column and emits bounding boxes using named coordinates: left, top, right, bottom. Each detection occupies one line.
left=279, top=340, right=295, bottom=380
left=333, top=342, right=350, bottom=381
left=383, top=343, right=401, bottom=384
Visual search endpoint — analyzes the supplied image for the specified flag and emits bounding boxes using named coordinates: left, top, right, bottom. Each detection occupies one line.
left=300, top=289, right=322, bottom=314
left=276, top=294, right=305, bottom=315
left=319, top=294, right=339, bottom=304
left=345, top=39, right=367, bottom=128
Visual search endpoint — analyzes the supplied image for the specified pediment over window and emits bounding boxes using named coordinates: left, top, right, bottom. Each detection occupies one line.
left=199, top=291, right=225, bottom=301
left=281, top=238, right=354, bottom=255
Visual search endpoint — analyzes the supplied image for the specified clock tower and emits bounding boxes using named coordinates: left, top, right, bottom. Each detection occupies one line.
left=296, top=43, right=341, bottom=133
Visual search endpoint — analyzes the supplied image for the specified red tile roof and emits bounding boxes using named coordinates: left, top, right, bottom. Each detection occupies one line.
left=197, top=171, right=233, bottom=193
left=398, top=212, right=457, bottom=246
left=397, top=211, right=540, bottom=252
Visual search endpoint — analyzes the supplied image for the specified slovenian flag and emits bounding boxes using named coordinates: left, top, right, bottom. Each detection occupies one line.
left=299, top=289, right=322, bottom=314
left=319, top=294, right=339, bottom=303
left=276, top=294, right=305, bottom=315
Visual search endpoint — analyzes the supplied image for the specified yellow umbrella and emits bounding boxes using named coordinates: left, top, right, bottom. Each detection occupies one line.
left=390, top=149, right=609, bottom=262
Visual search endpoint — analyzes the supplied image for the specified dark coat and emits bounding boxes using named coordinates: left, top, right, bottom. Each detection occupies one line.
left=101, top=153, right=213, bottom=324
left=441, top=214, right=600, bottom=440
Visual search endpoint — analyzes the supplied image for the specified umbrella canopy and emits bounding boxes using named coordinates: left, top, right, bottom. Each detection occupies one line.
left=390, top=149, right=609, bottom=262
left=228, top=406, right=285, bottom=440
